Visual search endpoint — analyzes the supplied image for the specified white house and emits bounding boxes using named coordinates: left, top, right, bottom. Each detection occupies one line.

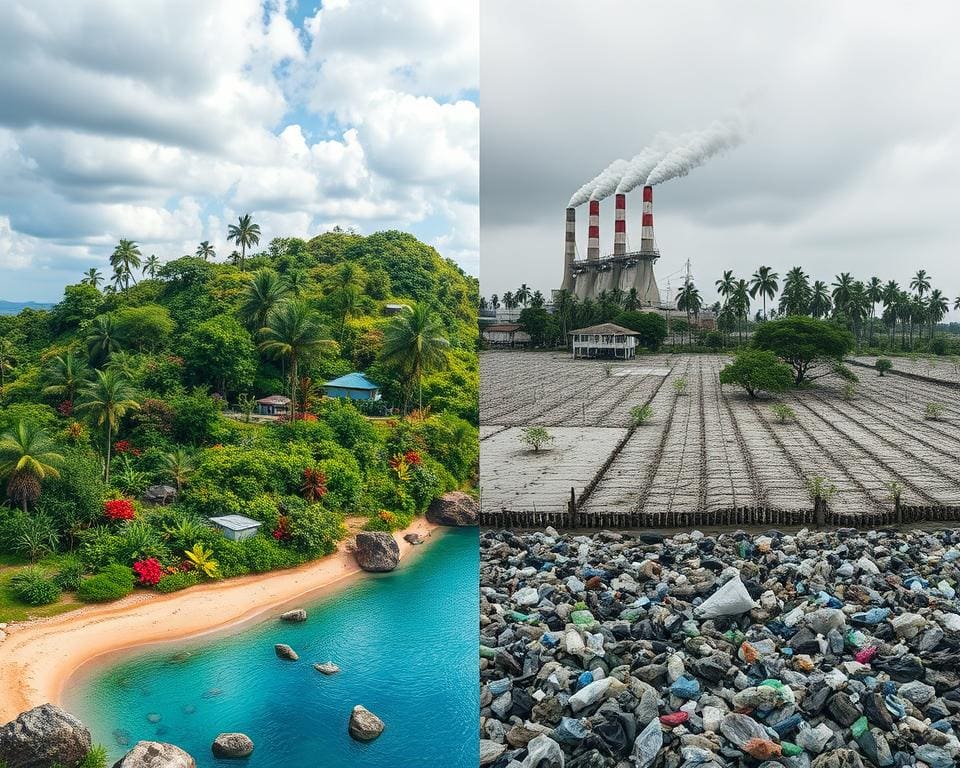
left=569, top=323, right=640, bottom=359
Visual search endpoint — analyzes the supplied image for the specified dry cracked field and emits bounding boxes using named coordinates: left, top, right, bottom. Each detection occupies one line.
left=480, top=350, right=960, bottom=523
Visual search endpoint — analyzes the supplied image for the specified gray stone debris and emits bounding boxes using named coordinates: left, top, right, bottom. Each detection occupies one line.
left=480, top=527, right=960, bottom=767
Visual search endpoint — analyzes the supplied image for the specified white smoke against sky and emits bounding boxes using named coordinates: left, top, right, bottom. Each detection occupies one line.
left=644, top=117, right=744, bottom=186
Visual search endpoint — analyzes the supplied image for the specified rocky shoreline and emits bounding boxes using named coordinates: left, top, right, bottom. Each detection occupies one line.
left=480, top=527, right=960, bottom=768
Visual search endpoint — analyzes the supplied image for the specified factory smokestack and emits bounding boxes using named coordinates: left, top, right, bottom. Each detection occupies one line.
left=560, top=207, right=576, bottom=291
left=640, top=185, right=656, bottom=254
left=613, top=193, right=626, bottom=256
left=587, top=199, right=600, bottom=260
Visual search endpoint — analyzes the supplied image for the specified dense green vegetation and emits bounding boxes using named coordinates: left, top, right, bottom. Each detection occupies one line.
left=0, top=224, right=478, bottom=619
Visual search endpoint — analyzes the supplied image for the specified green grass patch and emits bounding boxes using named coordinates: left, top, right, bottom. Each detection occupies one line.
left=0, top=568, right=82, bottom=623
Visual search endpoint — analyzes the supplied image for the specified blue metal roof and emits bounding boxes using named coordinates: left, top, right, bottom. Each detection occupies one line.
left=208, top=515, right=263, bottom=531
left=323, top=372, right=379, bottom=390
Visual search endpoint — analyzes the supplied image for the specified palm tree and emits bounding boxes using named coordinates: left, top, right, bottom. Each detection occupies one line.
left=82, top=268, right=103, bottom=287
left=623, top=287, right=640, bottom=311
left=142, top=254, right=161, bottom=278
left=553, top=289, right=575, bottom=340
left=778, top=266, right=811, bottom=316
left=381, top=304, right=450, bottom=413
left=42, top=351, right=90, bottom=404
left=515, top=283, right=532, bottom=307
left=227, top=214, right=261, bottom=270
left=809, top=281, right=832, bottom=319
left=105, top=350, right=139, bottom=380
left=910, top=269, right=931, bottom=298
left=86, top=315, right=122, bottom=366
left=325, top=261, right=365, bottom=341
left=882, top=280, right=901, bottom=348
left=530, top=290, right=546, bottom=309
left=110, top=239, right=142, bottom=291
left=258, top=300, right=337, bottom=418
left=0, top=337, right=15, bottom=391
left=748, top=266, right=779, bottom=320
left=0, top=422, right=63, bottom=513
left=196, top=241, right=216, bottom=260
left=928, top=289, right=948, bottom=339
left=241, top=269, right=290, bottom=331
left=909, top=294, right=926, bottom=349
left=715, top=270, right=736, bottom=302
left=865, top=276, right=883, bottom=347
left=730, top=279, right=751, bottom=345
left=76, top=369, right=140, bottom=484
left=502, top=291, right=517, bottom=310
left=490, top=294, right=501, bottom=310
left=163, top=448, right=195, bottom=491
left=676, top=280, right=702, bottom=348
left=831, top=272, right=855, bottom=316
left=847, top=281, right=870, bottom=350
left=896, top=291, right=912, bottom=349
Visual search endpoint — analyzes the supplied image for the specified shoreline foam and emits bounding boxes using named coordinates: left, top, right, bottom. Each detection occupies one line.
left=0, top=518, right=438, bottom=722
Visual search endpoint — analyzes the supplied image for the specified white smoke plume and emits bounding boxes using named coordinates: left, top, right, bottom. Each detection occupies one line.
left=615, top=143, right=671, bottom=195
left=589, top=158, right=629, bottom=201
left=644, top=117, right=743, bottom=186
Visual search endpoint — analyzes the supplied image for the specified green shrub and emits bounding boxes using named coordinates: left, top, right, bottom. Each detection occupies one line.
left=287, top=505, right=345, bottom=557
left=77, top=564, right=135, bottom=603
left=155, top=571, right=200, bottom=593
left=519, top=426, right=553, bottom=452
left=363, top=509, right=415, bottom=532
left=54, top=558, right=86, bottom=591
left=630, top=404, right=654, bottom=425
left=771, top=403, right=796, bottom=423
left=78, top=745, right=109, bottom=768
left=238, top=536, right=302, bottom=573
left=9, top=567, right=63, bottom=606
left=875, top=358, right=893, bottom=376
left=719, top=349, right=794, bottom=399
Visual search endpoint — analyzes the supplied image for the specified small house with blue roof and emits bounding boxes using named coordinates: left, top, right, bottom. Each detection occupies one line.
left=322, top=372, right=382, bottom=401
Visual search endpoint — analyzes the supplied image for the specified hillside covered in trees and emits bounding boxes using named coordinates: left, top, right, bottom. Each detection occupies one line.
left=0, top=226, right=478, bottom=618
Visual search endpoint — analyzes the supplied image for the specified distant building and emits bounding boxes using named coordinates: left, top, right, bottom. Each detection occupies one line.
left=256, top=395, right=291, bottom=416
left=384, top=303, right=410, bottom=316
left=569, top=323, right=641, bottom=360
left=208, top=514, right=263, bottom=541
left=482, top=323, right=531, bottom=348
left=322, top=372, right=382, bottom=401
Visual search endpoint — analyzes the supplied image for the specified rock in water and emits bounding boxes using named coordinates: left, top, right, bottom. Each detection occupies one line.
left=274, top=643, right=299, bottom=661
left=0, top=704, right=92, bottom=768
left=348, top=705, right=385, bottom=741
left=112, top=741, right=196, bottom=767
left=354, top=532, right=400, bottom=572
left=426, top=491, right=478, bottom=526
left=211, top=733, right=254, bottom=758
left=314, top=662, right=341, bottom=675
left=279, top=609, right=307, bottom=622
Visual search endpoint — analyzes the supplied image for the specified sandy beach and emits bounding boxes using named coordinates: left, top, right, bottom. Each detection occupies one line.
left=0, top=518, right=439, bottom=722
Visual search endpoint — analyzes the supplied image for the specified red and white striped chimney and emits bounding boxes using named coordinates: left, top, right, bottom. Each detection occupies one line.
left=640, top=185, right=655, bottom=254
left=561, top=207, right=576, bottom=290
left=587, top=199, right=600, bottom=260
left=613, top=193, right=626, bottom=256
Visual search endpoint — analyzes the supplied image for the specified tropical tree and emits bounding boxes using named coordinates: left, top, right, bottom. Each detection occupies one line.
left=381, top=304, right=450, bottom=412
left=882, top=280, right=901, bottom=348
left=809, top=280, right=832, bottom=319
left=530, top=290, right=546, bottom=309
left=778, top=266, right=811, bottom=316
left=515, top=283, right=532, bottom=307
left=240, top=269, right=290, bottom=332
left=82, top=268, right=103, bottom=287
left=0, top=337, right=15, bottom=390
left=76, top=369, right=141, bottom=484
left=865, top=276, right=883, bottom=346
left=142, top=254, right=161, bottom=278
left=490, top=294, right=501, bottom=310
left=502, top=291, right=517, bottom=310
left=227, top=213, right=261, bottom=270
left=730, top=279, right=751, bottom=345
left=675, top=280, right=702, bottom=348
left=927, top=289, right=948, bottom=340
left=163, top=448, right=195, bottom=491
left=86, top=314, right=122, bottom=366
left=325, top=261, right=366, bottom=341
left=553, top=288, right=575, bottom=340
left=910, top=269, right=931, bottom=299
left=110, top=239, right=142, bottom=291
left=715, top=270, right=736, bottom=303
left=258, top=300, right=337, bottom=417
left=623, top=287, right=640, bottom=311
left=42, top=351, right=91, bottom=404
left=196, top=241, right=216, bottom=260
left=0, top=422, right=63, bottom=513
left=831, top=272, right=855, bottom=317
left=749, top=266, right=779, bottom=321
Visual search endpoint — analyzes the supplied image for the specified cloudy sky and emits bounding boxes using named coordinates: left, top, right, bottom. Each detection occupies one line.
left=0, top=0, right=478, bottom=302
left=481, top=1, right=960, bottom=315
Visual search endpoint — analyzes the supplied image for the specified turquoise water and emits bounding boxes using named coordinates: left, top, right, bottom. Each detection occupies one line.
left=65, top=528, right=478, bottom=767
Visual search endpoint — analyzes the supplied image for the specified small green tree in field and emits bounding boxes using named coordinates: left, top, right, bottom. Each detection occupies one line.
left=841, top=382, right=857, bottom=401
left=672, top=377, right=688, bottom=395
left=630, top=404, right=653, bottom=425
left=875, top=358, right=893, bottom=377
left=806, top=475, right=838, bottom=504
left=924, top=402, right=944, bottom=421
left=752, top=316, right=854, bottom=385
left=718, top=349, right=793, bottom=399
left=771, top=403, right=796, bottom=424
left=885, top=480, right=903, bottom=505
left=519, top=426, right=554, bottom=453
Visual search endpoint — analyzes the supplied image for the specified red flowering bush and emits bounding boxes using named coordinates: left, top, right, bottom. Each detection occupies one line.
left=404, top=450, right=422, bottom=467
left=114, top=440, right=132, bottom=454
left=301, top=467, right=328, bottom=502
left=272, top=515, right=291, bottom=542
left=57, top=400, right=73, bottom=417
left=104, top=499, right=136, bottom=521
left=133, top=557, right=163, bottom=586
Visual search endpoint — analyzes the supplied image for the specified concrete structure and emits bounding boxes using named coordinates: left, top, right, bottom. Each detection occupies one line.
left=208, top=514, right=263, bottom=541
left=482, top=323, right=531, bottom=348
left=256, top=395, right=290, bottom=416
left=569, top=323, right=640, bottom=359
left=322, top=372, right=381, bottom=401
left=384, top=303, right=409, bottom=316
left=564, top=186, right=661, bottom=305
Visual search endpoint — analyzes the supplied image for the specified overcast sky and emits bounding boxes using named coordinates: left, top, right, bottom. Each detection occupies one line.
left=481, top=1, right=960, bottom=316
left=0, top=0, right=478, bottom=302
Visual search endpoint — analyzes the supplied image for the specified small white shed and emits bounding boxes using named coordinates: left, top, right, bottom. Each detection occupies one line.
left=208, top=514, right=263, bottom=541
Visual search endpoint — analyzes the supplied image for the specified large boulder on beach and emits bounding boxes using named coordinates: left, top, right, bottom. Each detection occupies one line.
left=211, top=733, right=254, bottom=758
left=348, top=705, right=384, bottom=741
left=426, top=491, right=478, bottom=526
left=279, top=609, right=307, bottom=622
left=112, top=741, right=196, bottom=767
left=354, top=532, right=400, bottom=572
left=0, top=704, right=92, bottom=768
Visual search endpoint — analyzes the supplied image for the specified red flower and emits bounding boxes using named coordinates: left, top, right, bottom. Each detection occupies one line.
left=114, top=440, right=132, bottom=455
left=301, top=467, right=328, bottom=502
left=272, top=516, right=291, bottom=542
left=104, top=499, right=136, bottom=521
left=133, top=558, right=163, bottom=586
left=404, top=450, right=422, bottom=467
left=57, top=400, right=74, bottom=416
